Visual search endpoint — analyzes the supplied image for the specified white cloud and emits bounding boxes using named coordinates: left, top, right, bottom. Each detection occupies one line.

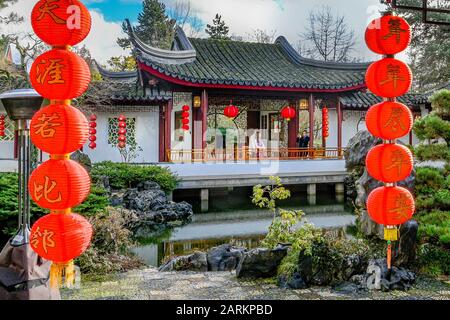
left=1, top=0, right=129, bottom=65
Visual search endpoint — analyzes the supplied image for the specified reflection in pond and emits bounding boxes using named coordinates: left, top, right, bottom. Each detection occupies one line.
left=132, top=187, right=356, bottom=267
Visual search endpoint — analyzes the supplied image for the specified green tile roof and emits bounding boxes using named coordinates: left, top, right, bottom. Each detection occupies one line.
left=135, top=36, right=369, bottom=91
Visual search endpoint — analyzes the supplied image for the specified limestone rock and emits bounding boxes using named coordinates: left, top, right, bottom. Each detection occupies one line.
left=122, top=182, right=193, bottom=224
left=236, top=245, right=288, bottom=279
left=158, top=251, right=207, bottom=272
left=344, top=130, right=382, bottom=171
left=278, top=272, right=308, bottom=290
left=393, top=220, right=419, bottom=268
left=70, top=150, right=92, bottom=173
left=361, top=258, right=416, bottom=291
left=206, top=244, right=247, bottom=272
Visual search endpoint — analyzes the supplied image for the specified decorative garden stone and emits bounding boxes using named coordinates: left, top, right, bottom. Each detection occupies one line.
left=393, top=220, right=419, bottom=268
left=206, top=244, right=247, bottom=272
left=236, top=245, right=288, bottom=279
left=158, top=251, right=208, bottom=272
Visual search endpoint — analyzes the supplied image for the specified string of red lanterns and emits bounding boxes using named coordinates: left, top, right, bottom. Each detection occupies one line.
left=364, top=11, right=415, bottom=269
left=322, top=107, right=329, bottom=138
left=0, top=115, right=5, bottom=137
left=28, top=0, right=93, bottom=288
left=181, top=105, right=190, bottom=131
left=118, top=115, right=127, bottom=149
left=88, top=114, right=97, bottom=149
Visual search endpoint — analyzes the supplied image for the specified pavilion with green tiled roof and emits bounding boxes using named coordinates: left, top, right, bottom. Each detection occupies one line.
left=94, top=21, right=430, bottom=162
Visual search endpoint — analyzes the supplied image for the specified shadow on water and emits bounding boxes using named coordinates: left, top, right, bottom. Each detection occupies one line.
left=132, top=185, right=356, bottom=267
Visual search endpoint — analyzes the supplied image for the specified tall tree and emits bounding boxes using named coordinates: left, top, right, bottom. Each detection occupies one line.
left=117, top=0, right=175, bottom=50
left=107, top=55, right=137, bottom=72
left=299, top=6, right=356, bottom=62
left=205, top=14, right=230, bottom=40
left=166, top=0, right=203, bottom=37
left=398, top=0, right=450, bottom=91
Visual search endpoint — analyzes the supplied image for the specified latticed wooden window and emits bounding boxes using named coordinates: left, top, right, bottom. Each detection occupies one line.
left=107, top=117, right=136, bottom=145
left=0, top=114, right=14, bottom=141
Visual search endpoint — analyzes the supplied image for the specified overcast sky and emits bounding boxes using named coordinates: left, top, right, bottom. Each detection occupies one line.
left=2, top=0, right=410, bottom=64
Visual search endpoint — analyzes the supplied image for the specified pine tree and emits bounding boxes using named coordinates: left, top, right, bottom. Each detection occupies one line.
left=205, top=14, right=230, bottom=40
left=117, top=0, right=175, bottom=50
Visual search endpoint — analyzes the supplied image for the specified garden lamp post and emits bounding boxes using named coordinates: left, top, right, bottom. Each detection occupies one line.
left=0, top=89, right=43, bottom=246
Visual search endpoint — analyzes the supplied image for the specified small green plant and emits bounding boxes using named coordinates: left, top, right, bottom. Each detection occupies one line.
left=74, top=186, right=110, bottom=216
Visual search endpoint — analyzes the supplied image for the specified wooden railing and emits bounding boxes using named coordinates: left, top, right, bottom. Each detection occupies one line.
left=167, top=147, right=345, bottom=163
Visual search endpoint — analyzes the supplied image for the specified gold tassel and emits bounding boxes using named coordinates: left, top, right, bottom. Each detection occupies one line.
left=50, top=261, right=75, bottom=289
left=384, top=227, right=398, bottom=241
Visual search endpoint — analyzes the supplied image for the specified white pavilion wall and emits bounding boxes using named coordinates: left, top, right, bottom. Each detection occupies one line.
left=83, top=106, right=160, bottom=163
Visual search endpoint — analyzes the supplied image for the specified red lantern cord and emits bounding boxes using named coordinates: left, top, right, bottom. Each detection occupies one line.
left=88, top=114, right=97, bottom=150
left=364, top=12, right=415, bottom=270
left=117, top=115, right=127, bottom=148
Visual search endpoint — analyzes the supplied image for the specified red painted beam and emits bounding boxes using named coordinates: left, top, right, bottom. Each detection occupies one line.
left=138, top=62, right=366, bottom=93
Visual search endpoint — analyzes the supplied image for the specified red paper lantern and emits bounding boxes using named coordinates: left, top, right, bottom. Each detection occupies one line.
left=182, top=111, right=190, bottom=118
left=182, top=125, right=190, bottom=131
left=30, top=49, right=91, bottom=99
left=118, top=122, right=127, bottom=128
left=89, top=121, right=97, bottom=128
left=118, top=115, right=126, bottom=122
left=31, top=0, right=91, bottom=47
left=182, top=105, right=190, bottom=112
left=0, top=115, right=4, bottom=137
left=89, top=128, right=96, bottom=135
left=29, top=159, right=90, bottom=210
left=366, top=101, right=413, bottom=140
left=365, top=14, right=411, bottom=55
left=88, top=135, right=96, bottom=142
left=365, top=58, right=412, bottom=98
left=118, top=135, right=126, bottom=142
left=118, top=141, right=126, bottom=149
left=182, top=118, right=190, bottom=125
left=118, top=128, right=126, bottom=135
left=366, top=144, right=413, bottom=183
left=224, top=105, right=239, bottom=119
left=367, top=186, right=415, bottom=226
left=30, top=213, right=92, bottom=263
left=88, top=142, right=96, bottom=149
left=281, top=106, right=296, bottom=121
left=30, top=104, right=88, bottom=154
left=89, top=114, right=97, bottom=121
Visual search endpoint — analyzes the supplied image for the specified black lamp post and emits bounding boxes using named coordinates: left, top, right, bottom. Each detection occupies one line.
left=0, top=89, right=43, bottom=246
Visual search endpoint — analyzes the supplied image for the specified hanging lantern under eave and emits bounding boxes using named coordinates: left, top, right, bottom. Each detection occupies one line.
left=366, top=101, right=413, bottom=140
left=365, top=14, right=411, bottom=55
left=88, top=114, right=97, bottom=150
left=30, top=104, right=88, bottom=154
left=224, top=105, right=239, bottom=119
left=366, top=143, right=413, bottom=183
left=281, top=106, right=296, bottom=122
left=0, top=115, right=5, bottom=137
left=31, top=0, right=92, bottom=47
left=367, top=186, right=415, bottom=226
left=29, top=49, right=91, bottom=100
left=29, top=159, right=90, bottom=210
left=365, top=58, right=412, bottom=98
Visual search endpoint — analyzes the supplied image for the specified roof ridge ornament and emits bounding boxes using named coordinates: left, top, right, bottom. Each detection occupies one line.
left=125, top=19, right=196, bottom=65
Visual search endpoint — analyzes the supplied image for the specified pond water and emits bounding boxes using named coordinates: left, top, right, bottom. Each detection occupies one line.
left=132, top=185, right=356, bottom=267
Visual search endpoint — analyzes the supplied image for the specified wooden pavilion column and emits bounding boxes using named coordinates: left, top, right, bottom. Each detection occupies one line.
left=308, top=94, right=315, bottom=152
left=337, top=96, right=343, bottom=157
left=288, top=100, right=300, bottom=158
left=164, top=100, right=172, bottom=162
left=158, top=105, right=165, bottom=162
left=201, top=90, right=208, bottom=150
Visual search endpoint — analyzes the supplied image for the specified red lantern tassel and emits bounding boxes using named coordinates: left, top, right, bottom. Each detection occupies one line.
left=50, top=260, right=76, bottom=289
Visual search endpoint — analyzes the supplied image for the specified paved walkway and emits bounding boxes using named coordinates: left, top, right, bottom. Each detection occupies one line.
left=62, top=268, right=450, bottom=300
